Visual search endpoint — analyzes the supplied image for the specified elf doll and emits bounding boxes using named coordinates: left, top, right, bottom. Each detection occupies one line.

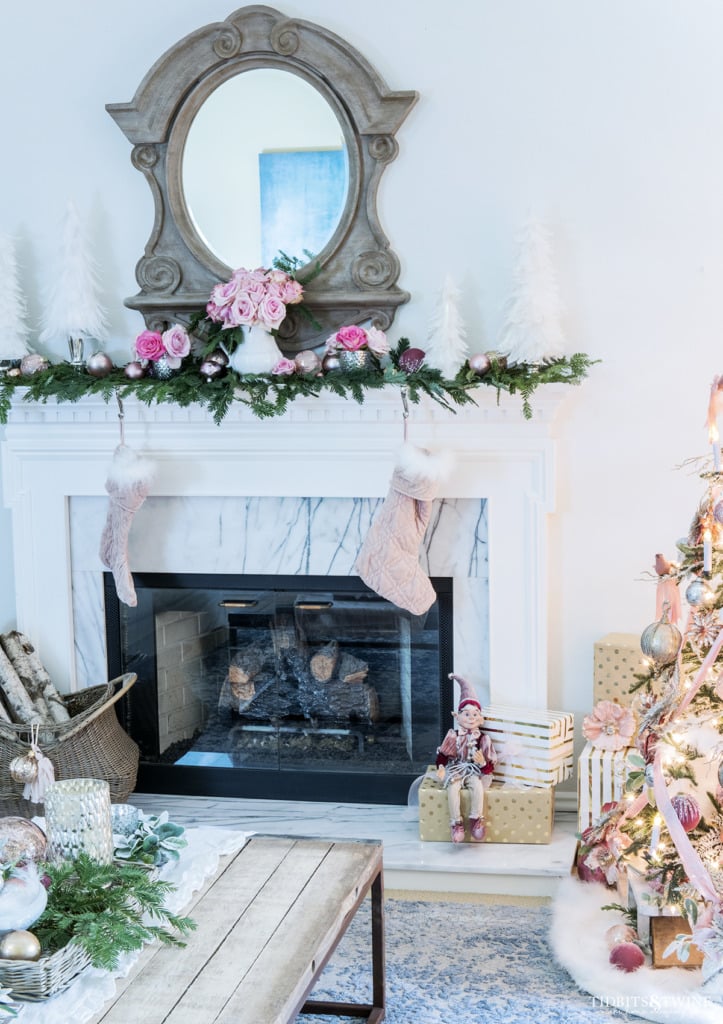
left=436, top=673, right=497, bottom=843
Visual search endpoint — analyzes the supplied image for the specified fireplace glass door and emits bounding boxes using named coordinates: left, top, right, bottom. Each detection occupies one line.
left=106, top=573, right=453, bottom=804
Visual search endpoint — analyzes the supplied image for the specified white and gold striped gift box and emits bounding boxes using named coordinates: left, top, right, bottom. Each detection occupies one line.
left=483, top=705, right=575, bottom=788
left=577, top=740, right=638, bottom=831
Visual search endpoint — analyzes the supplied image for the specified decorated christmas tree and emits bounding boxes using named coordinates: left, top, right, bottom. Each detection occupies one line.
left=425, top=275, right=469, bottom=378
left=498, top=216, right=566, bottom=365
left=573, top=377, right=723, bottom=998
left=0, top=234, right=30, bottom=362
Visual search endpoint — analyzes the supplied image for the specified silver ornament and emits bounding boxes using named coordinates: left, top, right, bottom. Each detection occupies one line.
left=686, top=578, right=714, bottom=607
left=149, top=355, right=179, bottom=380
left=199, top=359, right=225, bottom=382
left=19, top=353, right=49, bottom=376
left=468, top=353, right=491, bottom=376
left=86, top=352, right=114, bottom=378
left=8, top=752, right=38, bottom=784
left=0, top=818, right=47, bottom=862
left=321, top=353, right=342, bottom=373
left=0, top=929, right=41, bottom=961
left=294, top=350, right=322, bottom=376
left=640, top=613, right=682, bottom=666
left=207, top=349, right=229, bottom=367
left=123, top=360, right=147, bottom=380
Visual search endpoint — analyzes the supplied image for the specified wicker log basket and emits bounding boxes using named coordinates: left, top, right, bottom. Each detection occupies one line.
left=0, top=673, right=139, bottom=816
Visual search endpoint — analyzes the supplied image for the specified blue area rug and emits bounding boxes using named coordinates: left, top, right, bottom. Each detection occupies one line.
left=303, top=897, right=635, bottom=1023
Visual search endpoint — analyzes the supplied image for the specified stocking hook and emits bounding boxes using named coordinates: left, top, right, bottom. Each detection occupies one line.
left=116, top=392, right=125, bottom=447
left=401, top=387, right=409, bottom=442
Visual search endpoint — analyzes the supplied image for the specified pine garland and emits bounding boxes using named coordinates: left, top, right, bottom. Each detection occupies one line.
left=0, top=341, right=597, bottom=427
left=33, top=853, right=196, bottom=971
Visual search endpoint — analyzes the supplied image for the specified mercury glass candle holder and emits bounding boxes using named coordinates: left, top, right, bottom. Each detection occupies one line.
left=338, top=349, right=373, bottom=372
left=44, top=778, right=114, bottom=864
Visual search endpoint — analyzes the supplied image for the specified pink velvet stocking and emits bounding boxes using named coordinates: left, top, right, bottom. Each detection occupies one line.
left=99, top=445, right=155, bottom=608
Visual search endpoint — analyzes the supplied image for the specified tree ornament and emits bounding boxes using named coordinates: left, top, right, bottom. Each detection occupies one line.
left=0, top=817, right=47, bottom=862
left=604, top=924, right=637, bottom=949
left=468, top=353, right=491, bottom=377
left=86, top=351, right=114, bottom=378
left=687, top=608, right=722, bottom=654
left=425, top=275, right=469, bottom=378
left=20, top=353, right=49, bottom=376
left=294, top=350, right=322, bottom=375
left=0, top=233, right=30, bottom=364
left=686, top=577, right=714, bottom=607
left=671, top=793, right=702, bottom=833
left=321, top=352, right=342, bottom=373
left=398, top=347, right=426, bottom=373
left=609, top=942, right=645, bottom=973
left=199, top=358, right=225, bottom=382
left=498, top=216, right=566, bottom=365
left=123, top=360, right=147, bottom=380
left=206, top=348, right=229, bottom=367
left=0, top=929, right=41, bottom=961
left=148, top=355, right=179, bottom=380
left=8, top=751, right=38, bottom=785
left=640, top=607, right=682, bottom=666
left=39, top=199, right=108, bottom=366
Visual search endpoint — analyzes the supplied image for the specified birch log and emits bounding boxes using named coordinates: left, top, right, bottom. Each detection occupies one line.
left=0, top=643, right=47, bottom=726
left=0, top=631, right=70, bottom=723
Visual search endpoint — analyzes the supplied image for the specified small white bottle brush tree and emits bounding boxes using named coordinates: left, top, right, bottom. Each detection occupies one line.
left=425, top=275, right=469, bottom=379
left=499, top=217, right=566, bottom=365
left=39, top=200, right=108, bottom=365
left=0, top=234, right=30, bottom=367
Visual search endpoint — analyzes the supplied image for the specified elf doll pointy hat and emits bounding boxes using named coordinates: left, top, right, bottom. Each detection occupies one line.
left=450, top=672, right=482, bottom=714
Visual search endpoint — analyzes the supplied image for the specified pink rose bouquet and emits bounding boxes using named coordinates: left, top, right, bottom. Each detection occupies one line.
left=325, top=324, right=390, bottom=357
left=205, top=266, right=304, bottom=333
left=135, top=324, right=191, bottom=368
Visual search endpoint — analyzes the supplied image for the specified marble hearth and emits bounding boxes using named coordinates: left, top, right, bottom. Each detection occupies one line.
left=2, top=387, right=565, bottom=721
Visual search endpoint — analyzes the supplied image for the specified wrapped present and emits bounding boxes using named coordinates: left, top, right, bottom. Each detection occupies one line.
left=482, top=705, right=574, bottom=788
left=419, top=772, right=554, bottom=844
left=577, top=741, right=640, bottom=831
left=593, top=633, right=642, bottom=706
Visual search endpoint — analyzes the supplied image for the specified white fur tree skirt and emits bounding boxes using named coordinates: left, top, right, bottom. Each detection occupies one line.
left=551, top=877, right=721, bottom=1023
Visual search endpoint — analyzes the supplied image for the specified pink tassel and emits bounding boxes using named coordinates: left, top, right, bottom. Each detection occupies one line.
left=656, top=577, right=681, bottom=626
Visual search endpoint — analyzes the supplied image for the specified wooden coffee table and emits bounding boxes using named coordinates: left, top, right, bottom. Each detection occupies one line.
left=89, top=835, right=385, bottom=1023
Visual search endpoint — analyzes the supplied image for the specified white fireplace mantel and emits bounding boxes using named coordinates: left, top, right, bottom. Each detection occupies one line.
left=2, top=385, right=568, bottom=708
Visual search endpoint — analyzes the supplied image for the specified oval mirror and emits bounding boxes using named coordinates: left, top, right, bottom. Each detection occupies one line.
left=107, top=5, right=417, bottom=349
left=182, top=68, right=349, bottom=271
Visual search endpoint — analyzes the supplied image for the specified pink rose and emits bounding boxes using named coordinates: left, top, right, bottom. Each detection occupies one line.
left=271, top=358, right=296, bottom=376
left=335, top=325, right=368, bottom=351
left=366, top=326, right=389, bottom=356
left=209, top=279, right=240, bottom=310
left=234, top=268, right=267, bottom=302
left=257, top=294, right=287, bottom=331
left=226, top=293, right=257, bottom=328
left=162, top=324, right=191, bottom=360
left=135, top=330, right=165, bottom=361
left=280, top=278, right=304, bottom=305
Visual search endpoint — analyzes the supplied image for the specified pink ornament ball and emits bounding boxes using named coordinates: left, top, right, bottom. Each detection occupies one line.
left=294, top=350, right=322, bottom=376
left=123, top=361, right=147, bottom=381
left=20, top=353, right=49, bottom=376
left=604, top=924, right=637, bottom=949
left=671, top=793, right=701, bottom=833
left=468, top=353, right=491, bottom=377
left=609, top=942, right=645, bottom=973
left=398, top=347, right=426, bottom=373
left=86, top=352, right=114, bottom=378
left=321, top=353, right=342, bottom=373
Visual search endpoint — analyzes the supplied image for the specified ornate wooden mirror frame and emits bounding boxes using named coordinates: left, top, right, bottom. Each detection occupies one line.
left=106, top=4, right=418, bottom=350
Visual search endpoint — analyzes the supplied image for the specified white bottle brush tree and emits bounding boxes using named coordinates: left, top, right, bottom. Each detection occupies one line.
left=499, top=216, right=566, bottom=365
left=0, top=234, right=30, bottom=362
left=39, top=200, right=108, bottom=359
left=425, top=275, right=469, bottom=379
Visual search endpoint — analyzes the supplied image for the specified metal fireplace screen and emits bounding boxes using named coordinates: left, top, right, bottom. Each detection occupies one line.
left=105, top=573, right=453, bottom=804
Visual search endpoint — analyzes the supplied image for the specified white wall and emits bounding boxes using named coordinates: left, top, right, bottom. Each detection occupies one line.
left=2, top=0, right=722, bottom=727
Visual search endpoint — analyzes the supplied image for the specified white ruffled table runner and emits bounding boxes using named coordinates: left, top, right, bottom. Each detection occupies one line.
left=12, top=826, right=251, bottom=1023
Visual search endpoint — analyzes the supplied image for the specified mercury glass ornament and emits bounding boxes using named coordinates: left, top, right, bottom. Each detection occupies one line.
left=488, top=352, right=508, bottom=369
left=199, top=358, right=225, bottom=382
left=686, top=578, right=714, bottom=607
left=124, top=360, right=147, bottom=380
left=20, top=353, right=49, bottom=376
left=0, top=929, right=41, bottom=961
left=294, top=350, right=322, bottom=375
left=640, top=610, right=682, bottom=666
left=149, top=355, right=179, bottom=380
left=321, top=352, right=342, bottom=373
left=207, top=348, right=229, bottom=367
left=0, top=817, right=47, bottom=862
left=8, top=752, right=38, bottom=784
left=398, top=347, right=426, bottom=373
left=86, top=351, right=114, bottom=378
left=468, top=353, right=491, bottom=376
left=44, top=778, right=113, bottom=864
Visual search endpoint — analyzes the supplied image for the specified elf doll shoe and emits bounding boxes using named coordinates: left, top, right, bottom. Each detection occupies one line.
left=450, top=821, right=465, bottom=844
left=469, top=817, right=486, bottom=842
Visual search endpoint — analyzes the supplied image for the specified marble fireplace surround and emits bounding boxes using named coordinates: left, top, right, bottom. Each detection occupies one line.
left=1, top=386, right=565, bottom=710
